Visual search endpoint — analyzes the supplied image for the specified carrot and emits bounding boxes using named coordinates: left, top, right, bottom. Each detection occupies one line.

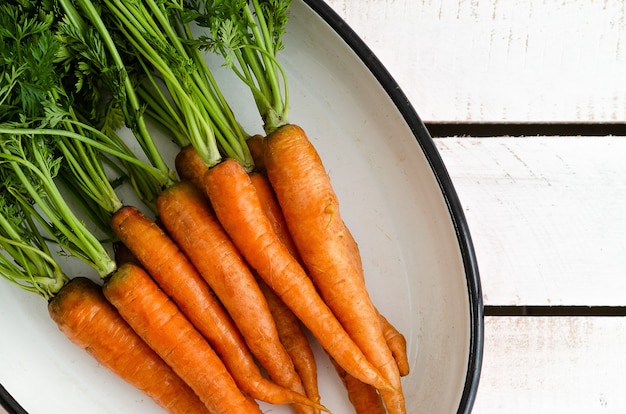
left=331, top=211, right=410, bottom=378
left=331, top=210, right=409, bottom=378
left=102, top=263, right=261, bottom=414
left=155, top=180, right=320, bottom=414
left=252, top=169, right=410, bottom=378
left=48, top=277, right=211, bottom=414
left=175, top=145, right=210, bottom=191
left=250, top=156, right=410, bottom=381
left=378, top=312, right=410, bottom=377
left=202, top=158, right=392, bottom=392
left=249, top=171, right=304, bottom=265
left=176, top=147, right=319, bottom=407
left=329, top=357, right=386, bottom=414
left=113, top=241, right=141, bottom=267
left=330, top=211, right=410, bottom=378
left=109, top=205, right=325, bottom=410
left=246, top=134, right=266, bottom=171
left=250, top=167, right=412, bottom=402
left=263, top=124, right=405, bottom=413
left=336, top=220, right=410, bottom=378
left=257, top=276, right=321, bottom=411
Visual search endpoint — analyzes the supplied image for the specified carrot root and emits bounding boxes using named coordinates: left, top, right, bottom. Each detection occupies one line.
left=103, top=263, right=262, bottom=414
left=330, top=357, right=387, bottom=414
left=48, top=277, right=211, bottom=414
left=258, top=276, right=321, bottom=412
left=156, top=181, right=317, bottom=413
left=264, top=124, right=406, bottom=413
left=379, top=312, right=410, bottom=377
left=202, top=158, right=392, bottom=393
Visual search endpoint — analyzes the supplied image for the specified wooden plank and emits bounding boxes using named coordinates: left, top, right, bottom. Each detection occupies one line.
left=474, top=316, right=626, bottom=413
left=433, top=136, right=626, bottom=306
left=324, top=0, right=626, bottom=124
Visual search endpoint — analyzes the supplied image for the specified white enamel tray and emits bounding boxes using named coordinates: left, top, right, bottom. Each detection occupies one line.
left=0, top=1, right=483, bottom=413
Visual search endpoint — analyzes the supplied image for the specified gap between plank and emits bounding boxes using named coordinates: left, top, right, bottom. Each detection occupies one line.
left=485, top=306, right=626, bottom=317
left=425, top=122, right=626, bottom=137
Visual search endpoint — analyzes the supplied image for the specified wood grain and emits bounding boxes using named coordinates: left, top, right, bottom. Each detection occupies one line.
left=324, top=0, right=626, bottom=124
left=474, top=316, right=626, bottom=413
left=434, top=136, right=626, bottom=306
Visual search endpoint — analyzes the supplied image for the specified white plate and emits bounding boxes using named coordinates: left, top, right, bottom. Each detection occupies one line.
left=0, top=1, right=483, bottom=413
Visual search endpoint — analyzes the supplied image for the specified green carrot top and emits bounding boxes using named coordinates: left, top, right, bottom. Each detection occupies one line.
left=187, top=0, right=292, bottom=134
left=0, top=1, right=171, bottom=296
left=70, top=0, right=255, bottom=170
left=0, top=170, right=69, bottom=300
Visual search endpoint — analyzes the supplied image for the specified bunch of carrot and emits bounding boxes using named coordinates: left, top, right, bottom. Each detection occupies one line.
left=0, top=0, right=411, bottom=412
left=188, top=1, right=411, bottom=412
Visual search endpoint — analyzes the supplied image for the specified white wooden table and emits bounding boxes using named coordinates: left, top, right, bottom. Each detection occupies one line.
left=324, top=0, right=626, bottom=412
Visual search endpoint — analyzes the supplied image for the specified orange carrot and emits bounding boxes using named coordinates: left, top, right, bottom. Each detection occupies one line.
left=48, top=277, right=210, bottom=414
left=250, top=171, right=321, bottom=408
left=333, top=215, right=410, bottom=378
left=246, top=134, right=266, bottom=171
left=257, top=276, right=320, bottom=411
left=251, top=170, right=410, bottom=378
left=263, top=124, right=405, bottom=413
left=109, top=205, right=324, bottom=410
left=378, top=312, right=410, bottom=377
left=339, top=227, right=410, bottom=378
left=102, top=263, right=261, bottom=414
left=113, top=241, right=141, bottom=267
left=249, top=171, right=304, bottom=264
left=175, top=145, right=209, bottom=191
left=329, top=357, right=386, bottom=414
left=177, top=147, right=320, bottom=408
left=202, top=158, right=392, bottom=392
left=331, top=215, right=410, bottom=378
left=156, top=181, right=318, bottom=414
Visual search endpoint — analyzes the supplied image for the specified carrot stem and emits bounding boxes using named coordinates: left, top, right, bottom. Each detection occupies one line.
left=379, top=312, right=410, bottom=377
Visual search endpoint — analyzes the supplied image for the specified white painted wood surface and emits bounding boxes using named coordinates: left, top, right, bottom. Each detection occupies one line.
left=325, top=0, right=626, bottom=123
left=475, top=317, right=626, bottom=413
left=322, top=1, right=626, bottom=413
left=434, top=136, right=626, bottom=307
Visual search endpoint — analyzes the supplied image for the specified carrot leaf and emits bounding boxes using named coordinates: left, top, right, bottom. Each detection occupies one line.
left=0, top=197, right=69, bottom=300
left=188, top=0, right=292, bottom=134
left=70, top=0, right=255, bottom=170
left=0, top=132, right=117, bottom=279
